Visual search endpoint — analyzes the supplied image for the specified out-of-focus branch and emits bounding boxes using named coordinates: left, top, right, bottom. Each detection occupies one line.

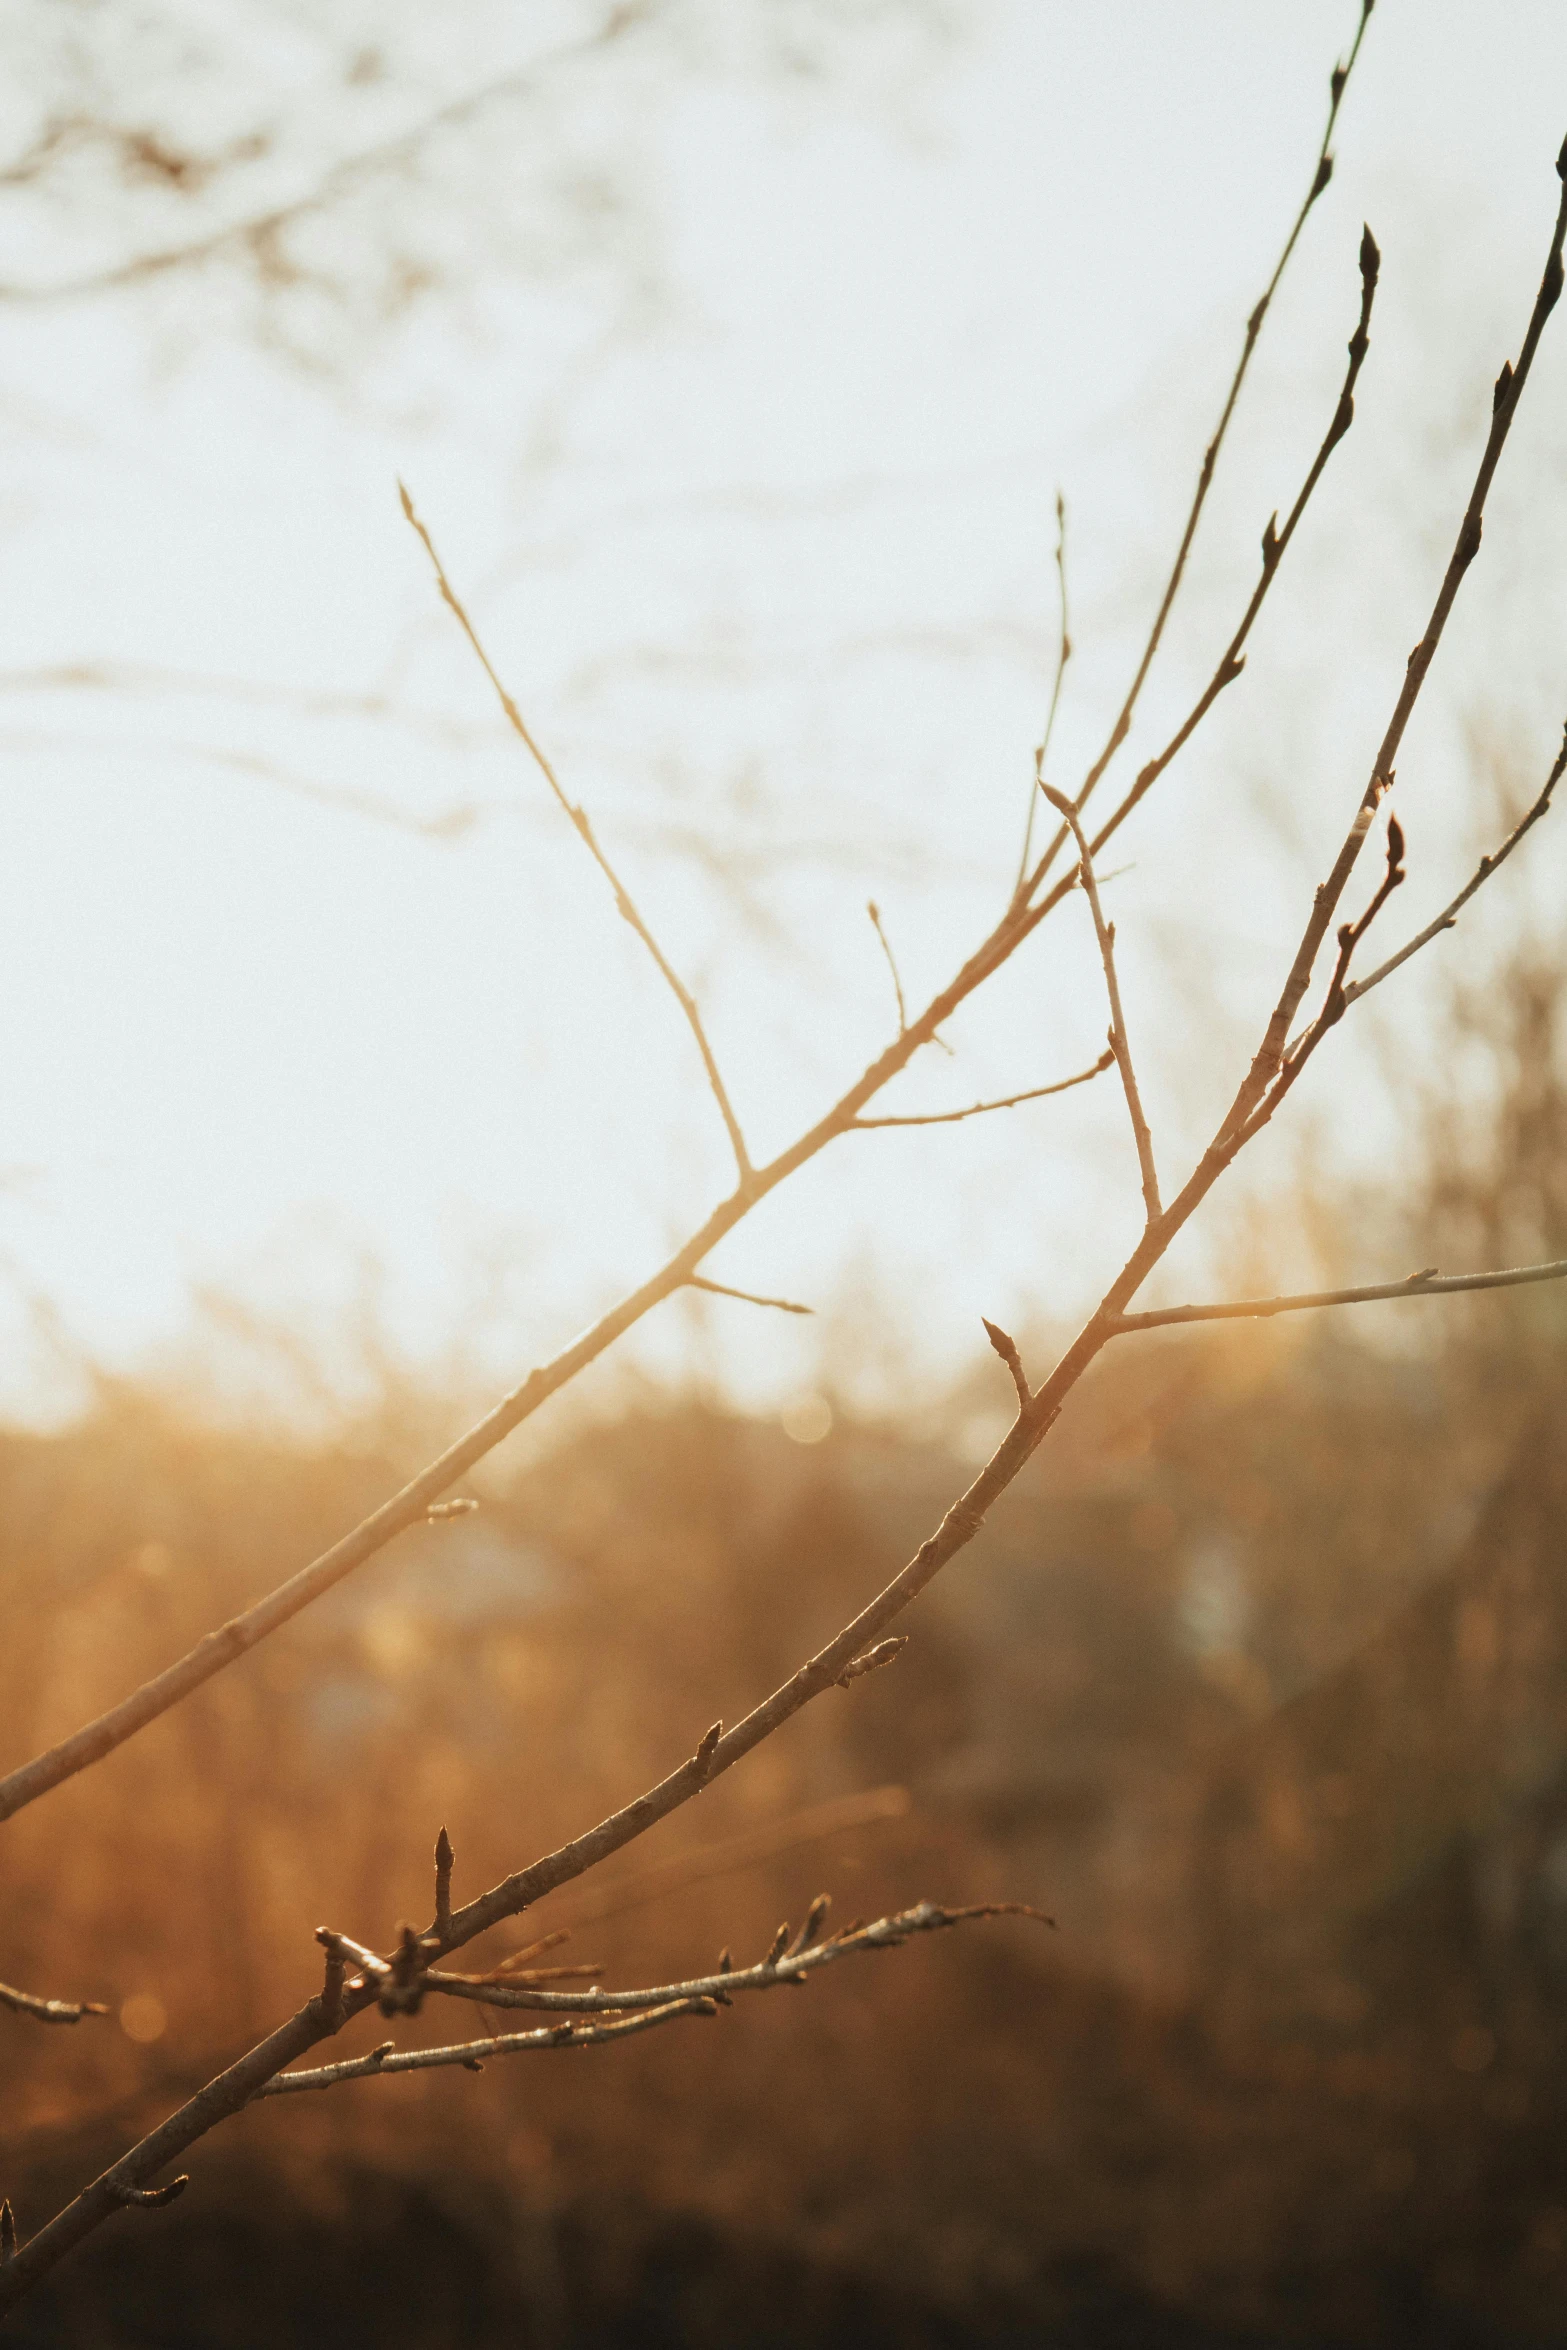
left=1014, top=489, right=1071, bottom=895
left=0, top=1979, right=110, bottom=2026
left=0, top=6, right=657, bottom=304
left=1112, top=1255, right=1567, bottom=1334
left=866, top=900, right=909, bottom=1034
left=504, top=1785, right=910, bottom=1944
left=686, top=1276, right=813, bottom=1316
left=1044, top=789, right=1160, bottom=1223
left=400, top=482, right=755, bottom=1188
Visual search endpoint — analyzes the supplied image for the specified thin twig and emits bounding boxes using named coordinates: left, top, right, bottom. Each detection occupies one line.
left=1027, top=0, right=1374, bottom=891
left=1111, top=1255, right=1567, bottom=1334
left=687, top=1276, right=813, bottom=1316
left=495, top=1785, right=910, bottom=1945
left=1041, top=222, right=1380, bottom=882
left=1218, top=151, right=1567, bottom=1147
left=850, top=1050, right=1113, bottom=1129
left=421, top=1899, right=1055, bottom=2016
left=1015, top=489, right=1072, bottom=895
left=866, top=900, right=908, bottom=1033
left=1343, top=719, right=1567, bottom=1007
left=399, top=482, right=754, bottom=1188
left=262, top=1997, right=719, bottom=2092
left=1043, top=789, right=1160, bottom=1222
left=0, top=1980, right=110, bottom=2027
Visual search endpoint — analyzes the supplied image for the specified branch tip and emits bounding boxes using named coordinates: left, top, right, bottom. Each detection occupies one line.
left=981, top=1318, right=1030, bottom=1409
left=105, top=2177, right=188, bottom=2211
left=434, top=1826, right=455, bottom=1937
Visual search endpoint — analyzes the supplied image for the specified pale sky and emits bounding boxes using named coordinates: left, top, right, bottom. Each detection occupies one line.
left=0, top=0, right=1564, bottom=1423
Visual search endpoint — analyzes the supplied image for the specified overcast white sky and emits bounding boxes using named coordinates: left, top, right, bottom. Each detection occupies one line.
left=0, top=0, right=1564, bottom=1422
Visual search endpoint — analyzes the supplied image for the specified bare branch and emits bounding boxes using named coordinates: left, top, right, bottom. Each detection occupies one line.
left=399, top=482, right=754, bottom=1186
left=1028, top=0, right=1375, bottom=885
left=1112, top=1256, right=1567, bottom=1335
left=1343, top=718, right=1567, bottom=1007
left=1014, top=489, right=1072, bottom=895
left=261, top=1997, right=720, bottom=2094
left=850, top=1049, right=1113, bottom=1129
left=1218, top=158, right=1567, bottom=1146
left=866, top=900, right=909, bottom=1034
left=1046, top=221, right=1381, bottom=883
left=410, top=1899, right=1055, bottom=2021
left=0, top=1979, right=109, bottom=2026
left=1043, top=789, right=1161, bottom=1222
left=686, top=1276, right=813, bottom=1317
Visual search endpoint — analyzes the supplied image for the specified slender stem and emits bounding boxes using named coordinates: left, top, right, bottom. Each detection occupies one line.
left=1343, top=720, right=1567, bottom=1008
left=1044, top=222, right=1380, bottom=886
left=0, top=1980, right=109, bottom=2026
left=850, top=1049, right=1112, bottom=1128
left=1044, top=790, right=1160, bottom=1222
left=1024, top=0, right=1375, bottom=901
left=866, top=900, right=908, bottom=1033
left=1014, top=489, right=1072, bottom=895
left=1111, top=1255, right=1567, bottom=1334
left=687, top=1276, right=813, bottom=1316
left=1218, top=161, right=1567, bottom=1147
left=400, top=484, right=755, bottom=1187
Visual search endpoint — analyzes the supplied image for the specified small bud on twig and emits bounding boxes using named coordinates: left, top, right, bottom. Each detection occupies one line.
left=317, top=1943, right=346, bottom=2031
left=765, top=1924, right=790, bottom=1969
left=691, top=1722, right=722, bottom=1784
left=434, top=1826, right=454, bottom=1939
left=786, top=1895, right=832, bottom=1959
left=426, top=1498, right=479, bottom=1522
left=105, top=2177, right=188, bottom=2210
left=981, top=1317, right=1030, bottom=1409
left=836, top=1636, right=908, bottom=1688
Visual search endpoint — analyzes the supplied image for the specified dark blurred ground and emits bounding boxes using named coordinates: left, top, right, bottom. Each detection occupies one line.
left=4, top=1276, right=1567, bottom=2344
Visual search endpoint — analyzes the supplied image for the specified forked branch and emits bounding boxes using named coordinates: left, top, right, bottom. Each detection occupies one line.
left=1343, top=720, right=1567, bottom=1008
left=850, top=1049, right=1113, bottom=1129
